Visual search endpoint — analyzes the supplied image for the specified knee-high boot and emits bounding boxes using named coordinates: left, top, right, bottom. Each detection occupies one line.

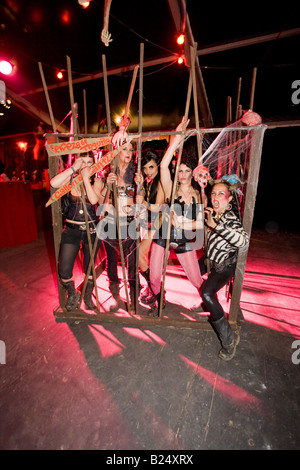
left=140, top=268, right=156, bottom=305
left=210, top=316, right=240, bottom=361
left=61, top=280, right=80, bottom=311
left=149, top=291, right=166, bottom=317
left=84, top=279, right=98, bottom=310
left=109, top=281, right=121, bottom=312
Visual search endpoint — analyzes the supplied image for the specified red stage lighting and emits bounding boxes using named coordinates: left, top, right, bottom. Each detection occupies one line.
left=176, top=33, right=185, bottom=46
left=57, top=71, right=63, bottom=80
left=177, top=56, right=184, bottom=65
left=0, top=60, right=13, bottom=75
left=16, top=141, right=28, bottom=152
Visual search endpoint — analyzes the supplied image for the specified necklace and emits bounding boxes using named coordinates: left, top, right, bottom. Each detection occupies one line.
left=214, top=210, right=225, bottom=221
left=179, top=186, right=193, bottom=203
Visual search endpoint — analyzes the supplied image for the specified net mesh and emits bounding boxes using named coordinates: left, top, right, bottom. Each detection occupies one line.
left=184, top=111, right=267, bottom=219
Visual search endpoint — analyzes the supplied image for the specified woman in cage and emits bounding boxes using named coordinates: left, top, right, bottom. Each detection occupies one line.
left=50, top=151, right=102, bottom=311
left=135, top=148, right=165, bottom=306
left=149, top=118, right=204, bottom=315
left=97, top=139, right=143, bottom=311
left=200, top=176, right=249, bottom=360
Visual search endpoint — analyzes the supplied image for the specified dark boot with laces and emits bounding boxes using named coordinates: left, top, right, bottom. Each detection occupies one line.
left=140, top=269, right=156, bottom=305
left=109, top=281, right=121, bottom=312
left=61, top=280, right=80, bottom=311
left=210, top=316, right=240, bottom=361
left=149, top=291, right=166, bottom=317
left=84, top=279, right=98, bottom=310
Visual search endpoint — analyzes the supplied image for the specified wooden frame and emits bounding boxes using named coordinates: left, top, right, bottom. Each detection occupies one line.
left=48, top=123, right=266, bottom=330
left=42, top=47, right=266, bottom=331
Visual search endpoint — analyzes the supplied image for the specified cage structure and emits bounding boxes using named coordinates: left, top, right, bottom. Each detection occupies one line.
left=46, top=123, right=266, bottom=330
left=41, top=44, right=266, bottom=330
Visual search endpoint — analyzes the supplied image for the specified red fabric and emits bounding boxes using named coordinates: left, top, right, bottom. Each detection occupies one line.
left=1, top=182, right=38, bottom=249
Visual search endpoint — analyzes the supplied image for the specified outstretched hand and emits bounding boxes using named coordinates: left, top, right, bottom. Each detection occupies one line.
left=101, top=29, right=113, bottom=47
left=112, top=130, right=129, bottom=148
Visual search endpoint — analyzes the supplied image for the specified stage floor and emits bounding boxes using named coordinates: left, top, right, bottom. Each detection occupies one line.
left=0, top=228, right=299, bottom=450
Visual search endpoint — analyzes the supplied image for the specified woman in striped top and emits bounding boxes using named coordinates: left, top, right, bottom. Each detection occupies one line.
left=200, top=178, right=249, bottom=360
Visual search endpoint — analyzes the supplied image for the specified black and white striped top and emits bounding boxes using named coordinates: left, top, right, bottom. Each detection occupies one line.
left=206, top=211, right=249, bottom=264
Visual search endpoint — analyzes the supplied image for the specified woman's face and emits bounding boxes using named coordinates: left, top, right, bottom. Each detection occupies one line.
left=178, top=163, right=193, bottom=185
left=211, top=183, right=233, bottom=213
left=119, top=143, right=134, bottom=164
left=80, top=156, right=94, bottom=168
left=143, top=159, right=158, bottom=181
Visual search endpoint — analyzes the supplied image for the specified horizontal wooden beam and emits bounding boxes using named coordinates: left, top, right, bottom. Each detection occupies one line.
left=19, top=27, right=300, bottom=98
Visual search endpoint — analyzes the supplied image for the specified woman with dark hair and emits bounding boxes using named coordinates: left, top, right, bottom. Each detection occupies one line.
left=200, top=177, right=249, bottom=360
left=98, top=140, right=143, bottom=310
left=149, top=119, right=204, bottom=315
left=135, top=148, right=164, bottom=305
left=50, top=152, right=102, bottom=311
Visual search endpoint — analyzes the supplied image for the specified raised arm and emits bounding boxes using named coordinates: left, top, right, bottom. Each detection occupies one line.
left=50, top=158, right=83, bottom=189
left=160, top=118, right=188, bottom=198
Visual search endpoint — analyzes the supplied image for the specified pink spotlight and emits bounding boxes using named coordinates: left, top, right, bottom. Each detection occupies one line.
left=0, top=60, right=13, bottom=75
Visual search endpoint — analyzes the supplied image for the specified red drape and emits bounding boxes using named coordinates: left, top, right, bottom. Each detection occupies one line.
left=1, top=182, right=38, bottom=249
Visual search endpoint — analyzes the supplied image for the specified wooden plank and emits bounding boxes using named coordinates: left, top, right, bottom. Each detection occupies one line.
left=229, top=125, right=267, bottom=323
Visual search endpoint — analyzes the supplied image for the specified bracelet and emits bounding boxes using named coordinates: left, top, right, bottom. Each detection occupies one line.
left=70, top=166, right=76, bottom=174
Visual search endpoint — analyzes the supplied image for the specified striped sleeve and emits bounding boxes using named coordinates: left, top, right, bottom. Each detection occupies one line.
left=206, top=212, right=249, bottom=264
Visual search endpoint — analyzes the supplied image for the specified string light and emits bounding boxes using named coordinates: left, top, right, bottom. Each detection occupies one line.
left=177, top=55, right=184, bottom=65
left=176, top=33, right=185, bottom=46
left=56, top=71, right=64, bottom=79
left=78, top=0, right=91, bottom=7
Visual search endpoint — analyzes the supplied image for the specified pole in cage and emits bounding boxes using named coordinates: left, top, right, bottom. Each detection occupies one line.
left=158, top=58, right=194, bottom=318
left=134, top=43, right=144, bottom=315
left=102, top=54, right=132, bottom=314
left=66, top=55, right=101, bottom=312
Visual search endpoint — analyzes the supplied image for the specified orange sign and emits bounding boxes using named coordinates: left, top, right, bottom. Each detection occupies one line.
left=45, top=144, right=125, bottom=207
left=46, top=136, right=112, bottom=156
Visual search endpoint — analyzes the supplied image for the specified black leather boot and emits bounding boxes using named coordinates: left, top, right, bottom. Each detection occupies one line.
left=84, top=279, right=98, bottom=310
left=210, top=316, right=240, bottom=361
left=61, top=280, right=80, bottom=311
left=109, top=281, right=121, bottom=312
left=140, top=269, right=156, bottom=305
left=149, top=291, right=166, bottom=317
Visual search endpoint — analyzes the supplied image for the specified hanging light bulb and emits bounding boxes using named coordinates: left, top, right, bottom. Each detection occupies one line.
left=78, top=0, right=90, bottom=7
left=56, top=70, right=64, bottom=80
left=176, top=33, right=185, bottom=46
left=0, top=60, right=13, bottom=75
left=177, top=55, right=184, bottom=65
